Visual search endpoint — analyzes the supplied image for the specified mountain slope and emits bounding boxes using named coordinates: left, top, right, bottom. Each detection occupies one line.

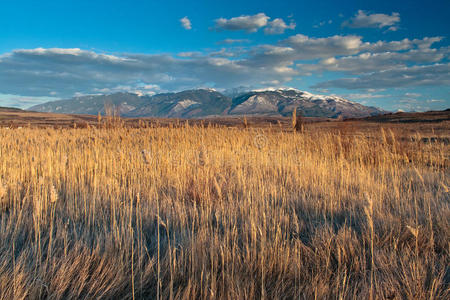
left=229, top=88, right=384, bottom=118
left=30, top=88, right=386, bottom=118
left=125, top=89, right=231, bottom=118
left=29, top=93, right=145, bottom=115
left=30, top=89, right=232, bottom=118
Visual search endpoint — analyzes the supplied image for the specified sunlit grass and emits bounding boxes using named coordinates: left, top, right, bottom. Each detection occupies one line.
left=0, top=123, right=448, bottom=299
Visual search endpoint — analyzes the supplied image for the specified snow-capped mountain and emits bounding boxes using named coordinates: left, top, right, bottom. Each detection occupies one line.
left=229, top=88, right=385, bottom=118
left=29, top=88, right=386, bottom=118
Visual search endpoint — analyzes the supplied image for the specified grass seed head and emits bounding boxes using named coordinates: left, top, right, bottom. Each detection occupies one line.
left=141, top=150, right=152, bottom=165
left=0, top=181, right=6, bottom=199
left=50, top=184, right=58, bottom=203
left=0, top=181, right=8, bottom=211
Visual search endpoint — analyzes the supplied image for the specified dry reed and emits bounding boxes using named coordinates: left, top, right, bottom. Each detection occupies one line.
left=0, top=124, right=448, bottom=299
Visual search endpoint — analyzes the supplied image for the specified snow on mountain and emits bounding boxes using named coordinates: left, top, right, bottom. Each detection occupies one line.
left=229, top=88, right=385, bottom=118
left=30, top=87, right=387, bottom=118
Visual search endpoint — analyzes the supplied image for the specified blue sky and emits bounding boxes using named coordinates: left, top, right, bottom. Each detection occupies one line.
left=0, top=0, right=449, bottom=111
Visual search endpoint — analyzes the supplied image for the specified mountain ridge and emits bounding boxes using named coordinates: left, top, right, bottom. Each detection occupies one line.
left=29, top=88, right=387, bottom=118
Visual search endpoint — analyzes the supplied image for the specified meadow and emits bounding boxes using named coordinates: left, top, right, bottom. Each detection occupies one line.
left=0, top=121, right=448, bottom=299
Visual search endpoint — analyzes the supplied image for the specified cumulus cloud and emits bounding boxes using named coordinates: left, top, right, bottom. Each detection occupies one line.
left=213, top=13, right=269, bottom=32
left=0, top=47, right=296, bottom=99
left=251, top=34, right=442, bottom=67
left=208, top=48, right=242, bottom=57
left=300, top=47, right=447, bottom=74
left=213, top=13, right=294, bottom=34
left=1, top=32, right=448, bottom=107
left=240, top=34, right=368, bottom=71
left=343, top=10, right=400, bottom=31
left=313, top=63, right=450, bottom=89
left=264, top=18, right=296, bottom=35
left=180, top=16, right=192, bottom=30
left=414, top=37, right=444, bottom=49
left=247, top=34, right=446, bottom=76
left=363, top=37, right=443, bottom=53
left=282, top=34, right=364, bottom=59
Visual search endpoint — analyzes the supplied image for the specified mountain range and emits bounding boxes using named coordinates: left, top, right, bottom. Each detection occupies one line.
left=29, top=88, right=386, bottom=118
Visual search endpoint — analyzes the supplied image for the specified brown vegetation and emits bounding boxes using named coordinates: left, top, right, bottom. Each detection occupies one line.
left=0, top=119, right=449, bottom=299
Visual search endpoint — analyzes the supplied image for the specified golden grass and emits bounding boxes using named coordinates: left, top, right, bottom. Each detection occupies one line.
left=0, top=123, right=449, bottom=299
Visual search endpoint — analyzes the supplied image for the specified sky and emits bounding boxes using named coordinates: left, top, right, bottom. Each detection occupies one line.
left=0, top=0, right=449, bottom=111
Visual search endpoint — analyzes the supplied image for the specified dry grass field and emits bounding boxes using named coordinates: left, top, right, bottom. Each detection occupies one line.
left=0, top=118, right=449, bottom=299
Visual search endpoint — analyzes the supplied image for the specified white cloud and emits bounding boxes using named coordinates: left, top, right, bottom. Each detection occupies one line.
left=180, top=16, right=192, bottom=30
left=342, top=93, right=388, bottom=100
left=264, top=18, right=296, bottom=35
left=213, top=13, right=269, bottom=32
left=177, top=51, right=202, bottom=57
left=246, top=34, right=446, bottom=77
left=283, top=34, right=364, bottom=59
left=217, top=39, right=250, bottom=45
left=0, top=47, right=298, bottom=99
left=14, top=47, right=134, bottom=63
left=1, top=31, right=448, bottom=106
left=414, top=37, right=444, bottom=49
left=386, top=26, right=398, bottom=32
left=313, top=20, right=333, bottom=28
left=213, top=13, right=294, bottom=35
left=299, top=47, right=447, bottom=74
left=405, top=93, right=421, bottom=98
left=362, top=39, right=410, bottom=53
left=343, top=10, right=400, bottom=30
left=93, top=83, right=160, bottom=96
left=313, top=63, right=450, bottom=89
left=208, top=48, right=240, bottom=57
left=234, top=34, right=368, bottom=70
left=250, top=35, right=443, bottom=68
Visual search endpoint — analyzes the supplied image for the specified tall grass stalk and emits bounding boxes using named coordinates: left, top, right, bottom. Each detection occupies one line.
left=0, top=124, right=448, bottom=299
